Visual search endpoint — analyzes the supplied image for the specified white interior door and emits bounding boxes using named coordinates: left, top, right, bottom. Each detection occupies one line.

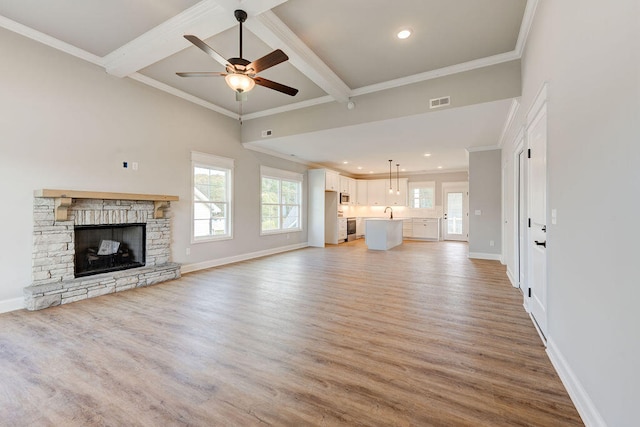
left=517, top=147, right=527, bottom=289
left=528, top=100, right=548, bottom=338
left=442, top=183, right=468, bottom=241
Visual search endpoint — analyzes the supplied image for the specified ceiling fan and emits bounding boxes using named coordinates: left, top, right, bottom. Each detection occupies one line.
left=177, top=9, right=298, bottom=101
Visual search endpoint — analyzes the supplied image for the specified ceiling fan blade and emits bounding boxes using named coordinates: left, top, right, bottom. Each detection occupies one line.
left=184, top=35, right=228, bottom=67
left=253, top=76, right=298, bottom=96
left=247, top=49, right=289, bottom=74
left=176, top=72, right=226, bottom=77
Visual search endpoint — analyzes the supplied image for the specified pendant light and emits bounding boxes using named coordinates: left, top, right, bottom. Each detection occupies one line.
left=396, top=163, right=400, bottom=195
left=388, top=160, right=393, bottom=194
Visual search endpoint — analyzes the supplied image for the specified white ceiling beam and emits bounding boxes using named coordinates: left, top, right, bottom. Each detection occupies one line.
left=103, top=0, right=289, bottom=78
left=103, top=1, right=234, bottom=77
left=246, top=10, right=351, bottom=103
left=213, top=0, right=289, bottom=17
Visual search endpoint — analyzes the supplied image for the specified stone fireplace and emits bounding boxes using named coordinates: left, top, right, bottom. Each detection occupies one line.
left=24, top=190, right=181, bottom=310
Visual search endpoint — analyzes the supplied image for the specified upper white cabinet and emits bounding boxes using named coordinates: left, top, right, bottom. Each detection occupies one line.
left=386, top=178, right=408, bottom=206
left=356, top=180, right=368, bottom=206
left=366, top=178, right=408, bottom=206
left=325, top=170, right=339, bottom=192
left=367, top=180, right=387, bottom=206
left=339, top=176, right=357, bottom=204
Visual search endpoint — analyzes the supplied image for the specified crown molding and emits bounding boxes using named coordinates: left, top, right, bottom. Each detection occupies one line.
left=466, top=145, right=501, bottom=153
left=498, top=98, right=521, bottom=147
left=242, top=142, right=319, bottom=167
left=129, top=73, right=239, bottom=119
left=515, top=0, right=540, bottom=55
left=0, top=15, right=103, bottom=66
left=241, top=95, right=334, bottom=120
left=351, top=50, right=519, bottom=98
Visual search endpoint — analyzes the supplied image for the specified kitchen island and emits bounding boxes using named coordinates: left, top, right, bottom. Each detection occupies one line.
left=364, top=218, right=404, bottom=250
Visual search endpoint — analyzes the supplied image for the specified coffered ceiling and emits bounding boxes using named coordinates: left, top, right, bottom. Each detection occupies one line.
left=0, top=0, right=535, bottom=174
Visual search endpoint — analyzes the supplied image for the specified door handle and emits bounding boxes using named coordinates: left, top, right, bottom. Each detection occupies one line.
left=534, top=240, right=546, bottom=248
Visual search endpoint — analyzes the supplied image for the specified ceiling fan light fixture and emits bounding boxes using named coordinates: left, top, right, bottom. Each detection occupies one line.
left=225, top=73, right=255, bottom=93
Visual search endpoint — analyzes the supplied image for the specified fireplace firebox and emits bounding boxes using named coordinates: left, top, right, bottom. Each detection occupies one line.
left=74, top=224, right=146, bottom=277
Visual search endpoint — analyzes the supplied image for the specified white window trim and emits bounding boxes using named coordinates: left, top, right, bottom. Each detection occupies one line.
left=191, top=151, right=234, bottom=244
left=408, top=181, right=436, bottom=209
left=260, top=166, right=304, bottom=235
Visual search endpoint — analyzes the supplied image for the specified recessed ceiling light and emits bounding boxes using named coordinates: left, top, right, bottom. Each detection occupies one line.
left=401, top=168, right=406, bottom=172
left=424, top=153, right=431, bottom=157
left=343, top=161, right=349, bottom=164
left=437, top=166, right=443, bottom=169
left=369, top=171, right=374, bottom=174
left=397, top=29, right=412, bottom=40
left=357, top=166, right=363, bottom=170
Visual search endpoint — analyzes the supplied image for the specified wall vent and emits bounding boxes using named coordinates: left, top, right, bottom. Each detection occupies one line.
left=430, top=96, right=451, bottom=109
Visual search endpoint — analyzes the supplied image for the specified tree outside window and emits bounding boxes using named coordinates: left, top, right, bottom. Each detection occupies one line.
left=192, top=152, right=233, bottom=242
left=261, top=167, right=302, bottom=234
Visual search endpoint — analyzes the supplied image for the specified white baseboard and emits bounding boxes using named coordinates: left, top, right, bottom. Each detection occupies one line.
left=468, top=252, right=502, bottom=261
left=506, top=268, right=517, bottom=287
left=546, top=337, right=607, bottom=427
left=181, top=242, right=309, bottom=274
left=0, top=297, right=25, bottom=314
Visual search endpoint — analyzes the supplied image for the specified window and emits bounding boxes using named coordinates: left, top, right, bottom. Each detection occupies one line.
left=409, top=181, right=435, bottom=208
left=192, top=152, right=234, bottom=242
left=261, top=166, right=303, bottom=234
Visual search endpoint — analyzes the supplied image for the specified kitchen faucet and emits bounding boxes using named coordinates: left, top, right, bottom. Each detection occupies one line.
left=384, top=206, right=393, bottom=219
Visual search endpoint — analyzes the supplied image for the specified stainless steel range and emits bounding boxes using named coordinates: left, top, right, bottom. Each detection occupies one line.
left=347, top=217, right=356, bottom=241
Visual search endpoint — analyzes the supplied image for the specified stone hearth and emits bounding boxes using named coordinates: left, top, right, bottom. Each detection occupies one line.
left=24, top=191, right=180, bottom=310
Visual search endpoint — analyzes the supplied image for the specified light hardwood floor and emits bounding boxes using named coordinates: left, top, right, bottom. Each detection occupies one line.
left=0, top=240, right=583, bottom=426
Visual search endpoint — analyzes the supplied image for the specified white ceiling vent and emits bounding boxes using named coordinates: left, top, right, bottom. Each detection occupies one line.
left=430, top=96, right=451, bottom=109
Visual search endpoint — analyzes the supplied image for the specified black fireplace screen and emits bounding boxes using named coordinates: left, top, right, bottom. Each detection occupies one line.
left=74, top=224, right=146, bottom=277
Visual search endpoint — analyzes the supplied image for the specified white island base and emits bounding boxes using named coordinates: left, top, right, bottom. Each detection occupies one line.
left=364, top=218, right=404, bottom=250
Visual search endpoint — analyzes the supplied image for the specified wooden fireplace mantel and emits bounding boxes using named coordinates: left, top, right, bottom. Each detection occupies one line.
left=34, top=189, right=179, bottom=220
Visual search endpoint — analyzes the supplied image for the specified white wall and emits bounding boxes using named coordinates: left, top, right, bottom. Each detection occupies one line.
left=501, top=1, right=639, bottom=425
left=0, top=28, right=308, bottom=310
left=468, top=150, right=502, bottom=257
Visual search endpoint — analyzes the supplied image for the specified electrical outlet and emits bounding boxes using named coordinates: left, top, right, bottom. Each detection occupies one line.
left=132, top=162, right=138, bottom=170
left=490, top=240, right=495, bottom=247
left=122, top=161, right=128, bottom=168
left=185, top=247, right=190, bottom=256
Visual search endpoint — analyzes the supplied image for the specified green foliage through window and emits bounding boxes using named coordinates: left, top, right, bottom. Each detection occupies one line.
left=193, top=160, right=232, bottom=240
left=261, top=171, right=302, bottom=234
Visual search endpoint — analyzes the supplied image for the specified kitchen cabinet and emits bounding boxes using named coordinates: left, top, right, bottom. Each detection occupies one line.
left=339, top=176, right=356, bottom=195
left=339, top=176, right=357, bottom=205
left=386, top=178, right=408, bottom=206
left=308, top=169, right=342, bottom=247
left=402, top=219, right=413, bottom=238
left=355, top=217, right=365, bottom=238
left=367, top=179, right=387, bottom=206
left=366, top=178, right=408, bottom=207
left=364, top=218, right=404, bottom=250
left=411, top=218, right=440, bottom=240
left=356, top=180, right=368, bottom=206
left=325, top=170, right=339, bottom=192
left=338, top=218, right=347, bottom=242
